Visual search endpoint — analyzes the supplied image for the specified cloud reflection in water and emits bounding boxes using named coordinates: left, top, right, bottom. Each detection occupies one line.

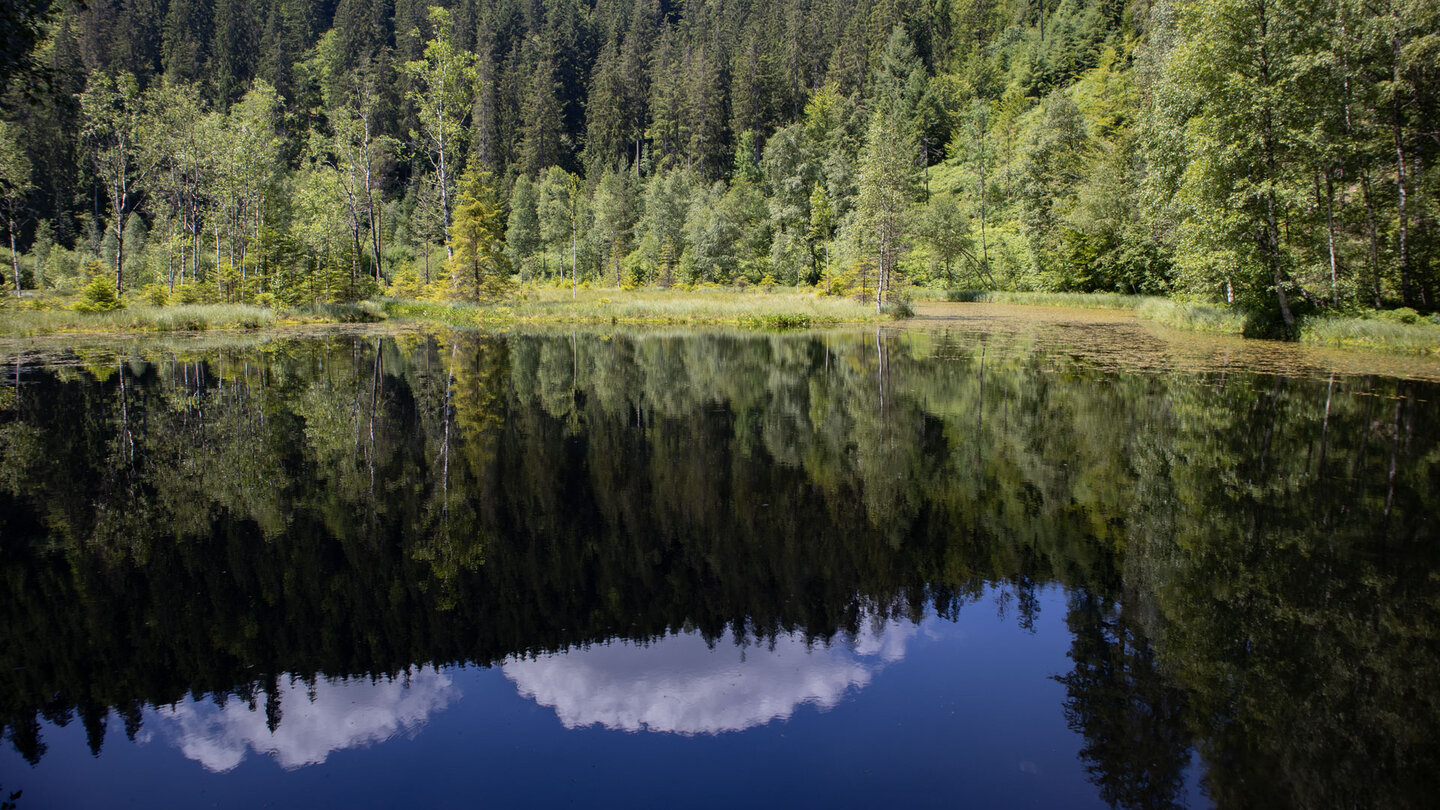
left=148, top=669, right=456, bottom=772
left=149, top=617, right=917, bottom=772
left=503, top=616, right=918, bottom=735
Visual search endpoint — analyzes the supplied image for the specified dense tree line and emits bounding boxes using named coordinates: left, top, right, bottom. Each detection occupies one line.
left=0, top=331, right=1436, bottom=805
left=0, top=0, right=1435, bottom=319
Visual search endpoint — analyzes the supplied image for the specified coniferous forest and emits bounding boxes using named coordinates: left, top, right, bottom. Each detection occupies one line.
left=0, top=0, right=1435, bottom=327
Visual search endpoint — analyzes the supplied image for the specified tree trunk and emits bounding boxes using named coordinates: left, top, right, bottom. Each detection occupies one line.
left=1258, top=6, right=1294, bottom=329
left=439, top=118, right=452, bottom=261
left=1391, top=35, right=1412, bottom=306
left=9, top=225, right=19, bottom=299
left=1324, top=169, right=1339, bottom=306
left=1361, top=171, right=1382, bottom=306
left=114, top=197, right=126, bottom=295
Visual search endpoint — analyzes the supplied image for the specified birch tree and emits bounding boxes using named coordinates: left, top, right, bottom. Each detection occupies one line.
left=79, top=71, right=162, bottom=294
left=0, top=120, right=32, bottom=298
left=405, top=6, right=474, bottom=260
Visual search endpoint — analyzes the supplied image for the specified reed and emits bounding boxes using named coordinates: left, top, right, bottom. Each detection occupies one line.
left=1299, top=313, right=1440, bottom=355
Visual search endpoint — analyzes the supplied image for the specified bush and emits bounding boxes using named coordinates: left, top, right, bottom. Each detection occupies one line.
left=1377, top=307, right=1422, bottom=325
left=72, top=275, right=124, bottom=313
left=174, top=281, right=218, bottom=305
left=317, top=302, right=386, bottom=323
left=139, top=283, right=170, bottom=306
left=738, top=313, right=812, bottom=329
left=945, top=289, right=988, bottom=302
left=387, top=266, right=428, bottom=299
left=882, top=298, right=914, bottom=319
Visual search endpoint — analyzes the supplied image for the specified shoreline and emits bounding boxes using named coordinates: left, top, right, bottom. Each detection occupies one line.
left=3, top=288, right=1437, bottom=357
left=912, top=290, right=1440, bottom=356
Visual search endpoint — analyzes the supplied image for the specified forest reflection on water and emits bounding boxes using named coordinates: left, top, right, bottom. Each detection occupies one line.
left=0, top=325, right=1437, bottom=808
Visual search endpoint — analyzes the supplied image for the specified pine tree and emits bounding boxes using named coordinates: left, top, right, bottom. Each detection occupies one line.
left=581, top=36, right=626, bottom=173
left=445, top=166, right=513, bottom=301
left=517, top=42, right=563, bottom=176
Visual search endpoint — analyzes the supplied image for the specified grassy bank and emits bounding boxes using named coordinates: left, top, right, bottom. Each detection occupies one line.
left=0, top=301, right=391, bottom=336
left=917, top=288, right=1152, bottom=310
left=383, top=287, right=883, bottom=328
left=0, top=304, right=280, bottom=335
left=920, top=289, right=1440, bottom=354
left=921, top=289, right=1247, bottom=333
left=0, top=288, right=882, bottom=336
left=7, top=288, right=1436, bottom=354
left=1134, top=298, right=1249, bottom=334
left=493, top=287, right=883, bottom=326
left=1299, top=312, right=1440, bottom=355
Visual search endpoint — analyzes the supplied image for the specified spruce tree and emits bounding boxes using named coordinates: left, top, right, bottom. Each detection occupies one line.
left=445, top=166, right=512, bottom=301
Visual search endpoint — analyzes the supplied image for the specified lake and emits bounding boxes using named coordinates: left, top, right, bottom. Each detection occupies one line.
left=1, top=309, right=1437, bottom=808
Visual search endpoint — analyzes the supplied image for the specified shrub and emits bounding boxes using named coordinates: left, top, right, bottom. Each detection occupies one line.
left=174, top=282, right=219, bottom=304
left=72, top=275, right=124, bottom=313
left=317, top=302, right=386, bottom=323
left=387, top=266, right=428, bottom=299
left=1378, top=307, right=1421, bottom=325
left=738, top=313, right=812, bottom=329
left=882, top=298, right=914, bottom=319
left=139, top=283, right=170, bottom=306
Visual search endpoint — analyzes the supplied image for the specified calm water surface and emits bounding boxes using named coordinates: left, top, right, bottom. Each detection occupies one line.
left=0, top=317, right=1436, bottom=808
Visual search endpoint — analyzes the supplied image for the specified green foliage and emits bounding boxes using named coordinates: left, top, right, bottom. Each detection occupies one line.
left=505, top=175, right=541, bottom=279
left=387, top=265, right=428, bottom=299
left=444, top=167, right=513, bottom=302
left=138, top=283, right=169, bottom=306
left=1299, top=311, right=1440, bottom=354
left=73, top=274, right=124, bottom=312
left=736, top=313, right=812, bottom=329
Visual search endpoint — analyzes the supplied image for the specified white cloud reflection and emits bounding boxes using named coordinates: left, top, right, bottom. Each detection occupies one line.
left=148, top=669, right=456, bottom=772
left=503, top=616, right=917, bottom=735
left=148, top=616, right=918, bottom=771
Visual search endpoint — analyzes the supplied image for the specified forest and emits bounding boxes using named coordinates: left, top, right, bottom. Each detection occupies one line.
left=0, top=0, right=1435, bottom=329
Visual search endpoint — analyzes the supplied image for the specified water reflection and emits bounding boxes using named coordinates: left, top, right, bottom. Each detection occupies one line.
left=504, top=616, right=916, bottom=734
left=147, top=669, right=456, bottom=772
left=0, top=328, right=1436, bottom=807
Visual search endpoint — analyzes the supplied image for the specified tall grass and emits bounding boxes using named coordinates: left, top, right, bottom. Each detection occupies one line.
left=1135, top=298, right=1247, bottom=334
left=516, top=287, right=883, bottom=324
left=914, top=288, right=1253, bottom=334
left=916, top=288, right=1438, bottom=353
left=382, top=298, right=485, bottom=325
left=386, top=288, right=883, bottom=326
left=1299, top=314, right=1440, bottom=355
left=2, top=289, right=878, bottom=336
left=919, top=289, right=1153, bottom=310
left=0, top=304, right=279, bottom=335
